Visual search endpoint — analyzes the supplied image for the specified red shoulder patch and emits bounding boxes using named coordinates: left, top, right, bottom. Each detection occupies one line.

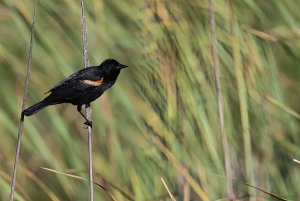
left=83, top=78, right=104, bottom=86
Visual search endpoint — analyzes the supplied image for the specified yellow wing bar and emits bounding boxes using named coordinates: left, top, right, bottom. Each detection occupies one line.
left=83, top=78, right=104, bottom=86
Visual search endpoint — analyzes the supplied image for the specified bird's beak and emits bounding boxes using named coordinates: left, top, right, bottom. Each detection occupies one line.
left=118, top=63, right=128, bottom=69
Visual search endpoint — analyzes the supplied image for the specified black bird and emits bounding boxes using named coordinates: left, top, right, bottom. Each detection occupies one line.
left=22, top=59, right=127, bottom=127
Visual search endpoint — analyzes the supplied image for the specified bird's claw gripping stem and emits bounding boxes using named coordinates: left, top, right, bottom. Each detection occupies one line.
left=84, top=120, right=93, bottom=128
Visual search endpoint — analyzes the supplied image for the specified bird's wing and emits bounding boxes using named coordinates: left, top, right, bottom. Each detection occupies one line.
left=45, top=76, right=74, bottom=94
left=46, top=66, right=105, bottom=93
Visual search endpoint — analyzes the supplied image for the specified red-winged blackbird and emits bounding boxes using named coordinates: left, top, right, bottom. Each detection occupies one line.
left=22, top=59, right=127, bottom=127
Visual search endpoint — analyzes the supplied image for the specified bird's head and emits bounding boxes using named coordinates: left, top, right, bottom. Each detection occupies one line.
left=100, top=59, right=128, bottom=75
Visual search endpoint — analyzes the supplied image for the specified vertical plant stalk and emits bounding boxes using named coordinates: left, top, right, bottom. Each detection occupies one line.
left=209, top=0, right=234, bottom=199
left=80, top=1, right=93, bottom=201
left=229, top=1, right=255, bottom=200
left=9, top=0, right=38, bottom=200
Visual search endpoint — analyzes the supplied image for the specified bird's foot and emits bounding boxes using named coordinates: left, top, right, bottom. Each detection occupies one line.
left=84, top=120, right=93, bottom=128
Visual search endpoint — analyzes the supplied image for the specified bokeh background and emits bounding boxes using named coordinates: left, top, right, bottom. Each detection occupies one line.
left=0, top=0, right=300, bottom=200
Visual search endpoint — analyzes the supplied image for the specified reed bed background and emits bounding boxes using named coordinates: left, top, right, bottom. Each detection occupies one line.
left=0, top=0, right=299, bottom=200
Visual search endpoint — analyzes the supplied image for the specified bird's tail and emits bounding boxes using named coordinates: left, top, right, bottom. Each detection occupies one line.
left=22, top=101, right=49, bottom=116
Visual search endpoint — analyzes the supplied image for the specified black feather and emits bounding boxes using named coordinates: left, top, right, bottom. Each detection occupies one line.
left=22, top=101, right=49, bottom=116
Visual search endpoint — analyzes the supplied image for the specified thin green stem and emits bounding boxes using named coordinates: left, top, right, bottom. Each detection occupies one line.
left=80, top=1, right=93, bottom=201
left=209, top=0, right=234, bottom=199
left=9, top=0, right=38, bottom=200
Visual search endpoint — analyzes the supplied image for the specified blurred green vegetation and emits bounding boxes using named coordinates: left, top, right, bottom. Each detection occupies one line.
left=0, top=0, right=300, bottom=200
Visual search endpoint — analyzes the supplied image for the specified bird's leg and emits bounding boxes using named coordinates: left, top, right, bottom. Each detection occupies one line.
left=77, top=105, right=92, bottom=128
